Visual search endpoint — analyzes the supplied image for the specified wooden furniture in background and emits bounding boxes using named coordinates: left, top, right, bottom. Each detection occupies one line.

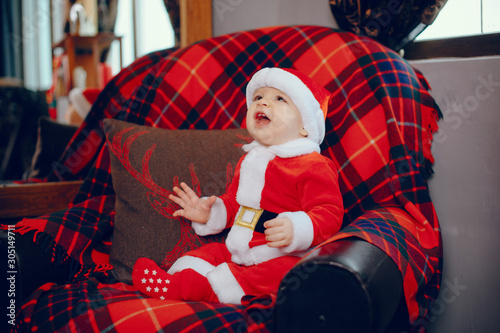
left=180, top=0, right=213, bottom=48
left=0, top=181, right=83, bottom=220
left=53, top=0, right=212, bottom=90
left=52, top=32, right=122, bottom=90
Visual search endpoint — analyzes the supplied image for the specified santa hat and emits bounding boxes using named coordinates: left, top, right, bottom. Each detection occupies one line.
left=68, top=88, right=101, bottom=119
left=246, top=67, right=331, bottom=145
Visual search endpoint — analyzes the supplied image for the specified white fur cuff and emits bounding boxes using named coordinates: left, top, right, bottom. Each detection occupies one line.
left=191, top=197, right=227, bottom=236
left=167, top=255, right=215, bottom=276
left=278, top=211, right=314, bottom=253
left=207, top=263, right=245, bottom=304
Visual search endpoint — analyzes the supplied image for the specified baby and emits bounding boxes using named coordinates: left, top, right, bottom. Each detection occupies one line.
left=132, top=67, right=344, bottom=304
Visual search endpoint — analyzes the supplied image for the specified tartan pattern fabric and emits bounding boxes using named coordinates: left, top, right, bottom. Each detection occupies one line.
left=10, top=195, right=115, bottom=279
left=321, top=206, right=441, bottom=329
left=14, top=279, right=273, bottom=333
left=10, top=25, right=442, bottom=332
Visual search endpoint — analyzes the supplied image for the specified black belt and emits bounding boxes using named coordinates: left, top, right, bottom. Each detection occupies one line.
left=234, top=206, right=278, bottom=233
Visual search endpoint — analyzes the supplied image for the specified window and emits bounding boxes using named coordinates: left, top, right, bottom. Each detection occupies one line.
left=21, top=0, right=174, bottom=90
left=417, top=0, right=500, bottom=40
left=22, top=0, right=52, bottom=91
left=109, top=0, right=175, bottom=75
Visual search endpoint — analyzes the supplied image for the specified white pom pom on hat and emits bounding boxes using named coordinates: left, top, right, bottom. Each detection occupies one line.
left=246, top=67, right=331, bottom=145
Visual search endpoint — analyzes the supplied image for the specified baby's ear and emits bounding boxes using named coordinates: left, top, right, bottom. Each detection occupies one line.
left=299, top=128, right=308, bottom=137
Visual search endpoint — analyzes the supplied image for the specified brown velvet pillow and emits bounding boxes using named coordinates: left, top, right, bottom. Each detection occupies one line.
left=104, top=119, right=249, bottom=283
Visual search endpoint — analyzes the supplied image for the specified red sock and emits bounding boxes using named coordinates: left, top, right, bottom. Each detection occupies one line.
left=132, top=258, right=182, bottom=300
left=132, top=257, right=219, bottom=302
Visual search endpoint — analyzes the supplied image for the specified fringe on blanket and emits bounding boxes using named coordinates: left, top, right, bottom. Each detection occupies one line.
left=1, top=224, right=113, bottom=282
left=413, top=66, right=443, bottom=180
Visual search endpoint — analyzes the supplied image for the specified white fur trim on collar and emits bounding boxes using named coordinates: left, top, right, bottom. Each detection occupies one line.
left=237, top=139, right=319, bottom=209
left=236, top=145, right=275, bottom=208
left=243, top=139, right=320, bottom=158
left=268, top=138, right=320, bottom=157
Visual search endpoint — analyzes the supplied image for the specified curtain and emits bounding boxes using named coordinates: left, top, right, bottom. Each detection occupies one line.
left=329, top=0, right=447, bottom=51
left=0, top=0, right=23, bottom=80
left=163, top=0, right=180, bottom=47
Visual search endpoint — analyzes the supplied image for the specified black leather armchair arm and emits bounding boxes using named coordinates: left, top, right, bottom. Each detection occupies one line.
left=276, top=238, right=409, bottom=333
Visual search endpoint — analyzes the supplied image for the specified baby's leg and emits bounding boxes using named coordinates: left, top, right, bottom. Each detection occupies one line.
left=168, top=242, right=233, bottom=275
left=132, top=258, right=219, bottom=302
left=207, top=255, right=301, bottom=302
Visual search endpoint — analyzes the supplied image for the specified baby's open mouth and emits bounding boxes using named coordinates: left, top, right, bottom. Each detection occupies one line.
left=255, top=112, right=271, bottom=126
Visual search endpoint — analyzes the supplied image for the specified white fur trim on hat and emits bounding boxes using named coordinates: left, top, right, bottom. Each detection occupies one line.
left=68, top=87, right=92, bottom=119
left=246, top=67, right=326, bottom=145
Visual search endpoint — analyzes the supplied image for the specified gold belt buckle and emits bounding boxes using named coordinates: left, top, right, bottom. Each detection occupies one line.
left=234, top=206, right=264, bottom=230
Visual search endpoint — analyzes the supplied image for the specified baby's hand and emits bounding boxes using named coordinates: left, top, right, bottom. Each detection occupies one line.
left=168, top=182, right=216, bottom=224
left=264, top=217, right=293, bottom=248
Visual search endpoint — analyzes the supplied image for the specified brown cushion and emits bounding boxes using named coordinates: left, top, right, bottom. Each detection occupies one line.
left=103, top=119, right=249, bottom=283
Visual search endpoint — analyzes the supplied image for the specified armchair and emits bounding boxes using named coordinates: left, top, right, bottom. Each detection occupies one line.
left=1, top=25, right=441, bottom=333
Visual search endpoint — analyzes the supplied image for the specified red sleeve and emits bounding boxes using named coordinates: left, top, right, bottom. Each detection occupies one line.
left=298, top=156, right=344, bottom=246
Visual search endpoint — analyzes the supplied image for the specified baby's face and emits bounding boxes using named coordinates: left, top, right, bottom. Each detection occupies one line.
left=246, top=87, right=307, bottom=147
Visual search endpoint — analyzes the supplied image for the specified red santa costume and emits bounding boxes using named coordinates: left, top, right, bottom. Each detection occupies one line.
left=132, top=68, right=344, bottom=304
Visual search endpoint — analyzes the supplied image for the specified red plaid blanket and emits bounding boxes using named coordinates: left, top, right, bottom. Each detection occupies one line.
left=16, top=279, right=274, bottom=333
left=9, top=26, right=442, bottom=332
